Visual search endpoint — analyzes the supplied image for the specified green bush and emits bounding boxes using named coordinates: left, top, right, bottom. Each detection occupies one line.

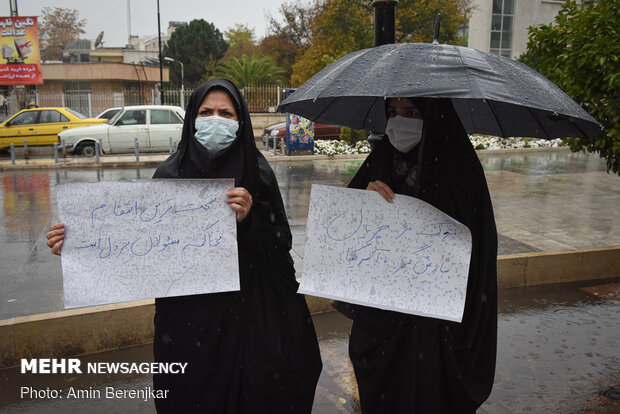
left=339, top=127, right=368, bottom=146
left=519, top=0, right=620, bottom=175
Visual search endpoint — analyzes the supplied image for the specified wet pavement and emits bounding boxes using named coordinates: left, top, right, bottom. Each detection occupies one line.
left=1, top=149, right=618, bottom=320
left=0, top=149, right=619, bottom=412
left=1, top=278, right=619, bottom=413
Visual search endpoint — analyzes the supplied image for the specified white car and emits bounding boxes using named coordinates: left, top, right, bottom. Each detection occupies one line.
left=95, top=107, right=122, bottom=120
left=59, top=105, right=185, bottom=156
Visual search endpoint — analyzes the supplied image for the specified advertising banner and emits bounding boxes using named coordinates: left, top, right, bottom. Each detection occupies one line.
left=284, top=88, right=314, bottom=154
left=0, top=16, right=43, bottom=85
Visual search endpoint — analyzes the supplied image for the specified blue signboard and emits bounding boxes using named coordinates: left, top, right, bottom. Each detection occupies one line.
left=285, top=88, right=314, bottom=155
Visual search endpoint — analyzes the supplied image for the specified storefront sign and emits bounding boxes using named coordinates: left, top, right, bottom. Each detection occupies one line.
left=0, top=16, right=42, bottom=85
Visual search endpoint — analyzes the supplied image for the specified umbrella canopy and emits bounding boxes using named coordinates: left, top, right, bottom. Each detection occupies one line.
left=278, top=43, right=604, bottom=140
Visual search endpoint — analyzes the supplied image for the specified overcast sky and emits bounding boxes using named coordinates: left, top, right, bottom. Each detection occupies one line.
left=13, top=0, right=285, bottom=47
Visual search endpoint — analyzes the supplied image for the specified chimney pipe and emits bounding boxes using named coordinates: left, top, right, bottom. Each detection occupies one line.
left=372, top=0, right=398, bottom=46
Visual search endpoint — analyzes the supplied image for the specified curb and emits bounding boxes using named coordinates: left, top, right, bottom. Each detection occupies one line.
left=1, top=245, right=618, bottom=369
left=0, top=146, right=572, bottom=171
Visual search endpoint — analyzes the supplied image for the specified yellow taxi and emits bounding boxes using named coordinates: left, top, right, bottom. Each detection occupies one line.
left=0, top=107, right=106, bottom=149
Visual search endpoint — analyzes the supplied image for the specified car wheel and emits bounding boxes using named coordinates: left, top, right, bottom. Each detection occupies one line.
left=77, top=142, right=97, bottom=157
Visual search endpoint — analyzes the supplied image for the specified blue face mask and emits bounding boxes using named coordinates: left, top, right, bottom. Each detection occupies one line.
left=194, top=115, right=239, bottom=155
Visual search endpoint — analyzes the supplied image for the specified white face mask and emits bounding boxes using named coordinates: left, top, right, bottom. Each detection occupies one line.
left=385, top=115, right=424, bottom=153
left=194, top=115, right=239, bottom=155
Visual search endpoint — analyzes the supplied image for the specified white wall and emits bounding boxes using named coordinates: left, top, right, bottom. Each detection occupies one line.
left=468, top=0, right=564, bottom=59
left=512, top=0, right=563, bottom=58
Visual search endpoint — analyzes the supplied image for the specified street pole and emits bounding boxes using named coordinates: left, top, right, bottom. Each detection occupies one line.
left=372, top=0, right=398, bottom=46
left=180, top=62, right=184, bottom=108
left=157, top=0, right=164, bottom=105
left=9, top=0, right=18, bottom=16
left=164, top=57, right=184, bottom=108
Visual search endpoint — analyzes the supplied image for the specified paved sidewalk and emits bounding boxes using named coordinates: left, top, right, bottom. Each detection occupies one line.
left=5, top=146, right=614, bottom=254
left=1, top=279, right=619, bottom=413
left=1, top=147, right=619, bottom=320
left=0, top=148, right=619, bottom=413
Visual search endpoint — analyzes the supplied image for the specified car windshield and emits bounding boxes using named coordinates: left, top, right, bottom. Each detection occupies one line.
left=108, top=109, right=124, bottom=125
left=65, top=108, right=88, bottom=119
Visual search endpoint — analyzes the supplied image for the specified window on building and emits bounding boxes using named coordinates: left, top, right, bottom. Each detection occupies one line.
left=490, top=0, right=514, bottom=57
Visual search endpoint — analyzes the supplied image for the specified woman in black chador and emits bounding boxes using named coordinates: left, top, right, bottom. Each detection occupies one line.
left=47, top=79, right=322, bottom=413
left=339, top=97, right=498, bottom=413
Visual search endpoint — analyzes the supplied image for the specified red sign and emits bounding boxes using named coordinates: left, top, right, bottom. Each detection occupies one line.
left=0, top=16, right=42, bottom=85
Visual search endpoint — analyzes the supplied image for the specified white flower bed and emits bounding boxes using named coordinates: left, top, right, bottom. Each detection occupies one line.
left=469, top=135, right=568, bottom=150
left=313, top=136, right=567, bottom=156
left=315, top=140, right=371, bottom=156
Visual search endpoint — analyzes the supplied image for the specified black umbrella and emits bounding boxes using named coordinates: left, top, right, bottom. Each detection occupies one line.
left=278, top=43, right=604, bottom=140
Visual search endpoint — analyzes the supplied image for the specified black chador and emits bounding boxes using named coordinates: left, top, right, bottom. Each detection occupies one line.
left=152, top=79, right=322, bottom=413
left=344, top=98, right=498, bottom=413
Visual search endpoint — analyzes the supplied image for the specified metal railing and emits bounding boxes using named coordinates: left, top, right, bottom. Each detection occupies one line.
left=3, top=84, right=288, bottom=117
left=241, top=85, right=286, bottom=113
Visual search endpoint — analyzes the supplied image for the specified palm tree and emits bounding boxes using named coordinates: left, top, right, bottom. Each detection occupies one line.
left=210, top=53, right=287, bottom=88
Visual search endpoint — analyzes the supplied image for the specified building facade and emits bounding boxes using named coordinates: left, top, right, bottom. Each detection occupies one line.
left=468, top=0, right=565, bottom=59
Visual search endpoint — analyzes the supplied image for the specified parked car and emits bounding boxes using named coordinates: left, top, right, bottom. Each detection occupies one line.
left=261, top=121, right=342, bottom=144
left=59, top=105, right=185, bottom=157
left=0, top=107, right=106, bottom=150
left=95, top=107, right=122, bottom=120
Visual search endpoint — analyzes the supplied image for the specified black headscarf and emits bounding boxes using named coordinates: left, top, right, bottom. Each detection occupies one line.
left=151, top=79, right=322, bottom=413
left=347, top=98, right=498, bottom=412
left=154, top=78, right=260, bottom=196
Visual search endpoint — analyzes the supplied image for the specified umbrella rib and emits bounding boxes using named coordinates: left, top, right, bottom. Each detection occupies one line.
left=525, top=105, right=553, bottom=139
left=565, top=116, right=591, bottom=140
left=454, top=45, right=483, bottom=98
left=486, top=101, right=507, bottom=137
left=362, top=97, right=381, bottom=131
left=302, top=48, right=374, bottom=97
left=310, top=97, right=340, bottom=126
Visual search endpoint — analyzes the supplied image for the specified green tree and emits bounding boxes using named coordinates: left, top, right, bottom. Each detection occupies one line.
left=289, top=0, right=470, bottom=86
left=264, top=1, right=318, bottom=84
left=520, top=0, right=620, bottom=174
left=267, top=2, right=316, bottom=49
left=163, top=19, right=228, bottom=87
left=39, top=7, right=86, bottom=61
left=396, top=0, right=470, bottom=44
left=258, top=34, right=299, bottom=82
left=291, top=0, right=374, bottom=86
left=211, top=53, right=287, bottom=88
left=223, top=24, right=257, bottom=59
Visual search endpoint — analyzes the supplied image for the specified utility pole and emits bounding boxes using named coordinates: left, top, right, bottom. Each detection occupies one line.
left=9, top=0, right=18, bottom=16
left=127, top=0, right=132, bottom=46
left=157, top=0, right=164, bottom=105
left=164, top=57, right=184, bottom=108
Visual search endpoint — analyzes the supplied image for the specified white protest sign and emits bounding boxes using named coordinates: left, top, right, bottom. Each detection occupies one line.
left=56, top=179, right=239, bottom=308
left=300, top=184, right=472, bottom=322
